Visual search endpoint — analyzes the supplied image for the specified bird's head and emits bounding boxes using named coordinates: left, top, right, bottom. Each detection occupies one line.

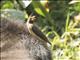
left=28, top=15, right=36, bottom=24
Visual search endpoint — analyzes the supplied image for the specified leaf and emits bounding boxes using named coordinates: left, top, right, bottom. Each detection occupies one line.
left=2, top=1, right=13, bottom=9
left=65, top=12, right=70, bottom=32
left=32, top=1, right=48, bottom=17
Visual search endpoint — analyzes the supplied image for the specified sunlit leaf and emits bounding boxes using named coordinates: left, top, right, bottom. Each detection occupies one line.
left=2, top=1, right=13, bottom=9
left=32, top=1, right=48, bottom=17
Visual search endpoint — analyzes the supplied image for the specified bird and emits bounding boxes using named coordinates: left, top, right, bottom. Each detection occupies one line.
left=26, top=13, right=51, bottom=45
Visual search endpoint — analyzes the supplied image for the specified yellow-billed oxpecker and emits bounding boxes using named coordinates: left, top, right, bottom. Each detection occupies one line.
left=26, top=14, right=51, bottom=45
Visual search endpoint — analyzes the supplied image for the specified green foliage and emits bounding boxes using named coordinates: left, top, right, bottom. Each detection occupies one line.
left=51, top=12, right=80, bottom=60
left=1, top=1, right=14, bottom=9
left=32, top=1, right=46, bottom=17
left=0, top=0, right=80, bottom=60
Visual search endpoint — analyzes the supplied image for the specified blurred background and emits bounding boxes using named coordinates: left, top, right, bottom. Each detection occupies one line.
left=0, top=0, right=80, bottom=60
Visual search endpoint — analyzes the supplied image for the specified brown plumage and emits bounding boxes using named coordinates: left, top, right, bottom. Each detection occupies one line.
left=26, top=14, right=51, bottom=45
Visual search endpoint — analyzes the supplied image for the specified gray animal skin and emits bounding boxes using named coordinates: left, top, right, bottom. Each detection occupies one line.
left=0, top=16, right=52, bottom=60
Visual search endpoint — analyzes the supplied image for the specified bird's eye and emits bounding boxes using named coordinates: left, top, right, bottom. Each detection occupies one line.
left=29, top=19, right=34, bottom=23
left=28, top=15, right=36, bottom=23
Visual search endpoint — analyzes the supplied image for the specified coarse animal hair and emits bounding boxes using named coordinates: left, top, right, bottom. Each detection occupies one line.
left=0, top=16, right=52, bottom=60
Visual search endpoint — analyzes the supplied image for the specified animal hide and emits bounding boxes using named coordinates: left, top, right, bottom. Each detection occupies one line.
left=0, top=17, right=52, bottom=60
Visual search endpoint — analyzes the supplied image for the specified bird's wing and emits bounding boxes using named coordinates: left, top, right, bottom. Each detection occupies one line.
left=32, top=25, right=51, bottom=44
